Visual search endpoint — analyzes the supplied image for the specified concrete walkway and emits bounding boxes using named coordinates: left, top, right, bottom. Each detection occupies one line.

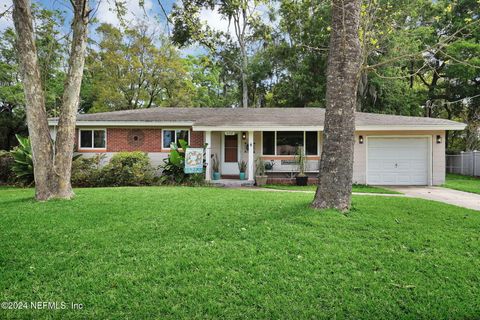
left=246, top=186, right=480, bottom=211
left=387, top=186, right=480, bottom=211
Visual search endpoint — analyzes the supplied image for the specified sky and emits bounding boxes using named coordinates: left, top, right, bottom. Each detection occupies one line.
left=0, top=0, right=248, bottom=55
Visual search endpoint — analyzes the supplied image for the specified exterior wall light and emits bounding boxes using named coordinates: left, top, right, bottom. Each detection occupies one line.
left=436, top=135, right=442, bottom=144
left=359, top=135, right=364, bottom=144
left=242, top=132, right=246, bottom=140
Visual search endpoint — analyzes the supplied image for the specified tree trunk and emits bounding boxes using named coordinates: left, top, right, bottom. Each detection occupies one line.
left=13, top=0, right=89, bottom=201
left=53, top=0, right=89, bottom=199
left=12, top=0, right=55, bottom=200
left=312, top=0, right=363, bottom=212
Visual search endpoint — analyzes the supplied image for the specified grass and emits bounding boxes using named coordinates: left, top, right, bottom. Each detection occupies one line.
left=263, top=183, right=400, bottom=194
left=1, top=186, right=479, bottom=319
left=443, top=173, right=480, bottom=194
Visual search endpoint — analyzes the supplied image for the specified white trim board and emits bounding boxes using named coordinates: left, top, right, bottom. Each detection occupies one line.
left=48, top=120, right=194, bottom=127
left=194, top=125, right=465, bottom=131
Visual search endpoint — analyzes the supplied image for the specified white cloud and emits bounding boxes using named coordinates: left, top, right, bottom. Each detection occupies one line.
left=197, top=1, right=276, bottom=39
left=199, top=6, right=235, bottom=35
left=95, top=0, right=154, bottom=28
left=0, top=0, right=13, bottom=32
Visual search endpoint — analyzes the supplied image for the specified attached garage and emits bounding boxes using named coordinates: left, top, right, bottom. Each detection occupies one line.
left=367, top=137, right=431, bottom=185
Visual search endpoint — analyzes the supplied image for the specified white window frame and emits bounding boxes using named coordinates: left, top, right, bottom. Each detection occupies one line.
left=79, top=128, right=107, bottom=150
left=162, top=128, right=190, bottom=150
left=261, top=131, right=320, bottom=156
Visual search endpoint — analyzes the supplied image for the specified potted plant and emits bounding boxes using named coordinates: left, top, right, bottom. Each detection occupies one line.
left=295, top=147, right=308, bottom=186
left=255, top=158, right=268, bottom=186
left=238, top=160, right=247, bottom=180
left=212, top=154, right=220, bottom=180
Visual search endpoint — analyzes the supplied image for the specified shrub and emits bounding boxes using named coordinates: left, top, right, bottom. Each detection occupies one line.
left=10, top=135, right=34, bottom=185
left=160, top=139, right=207, bottom=185
left=99, top=152, right=154, bottom=186
left=71, top=155, right=104, bottom=187
left=0, top=150, right=14, bottom=184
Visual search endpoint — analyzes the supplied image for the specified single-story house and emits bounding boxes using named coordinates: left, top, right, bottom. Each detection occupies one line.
left=48, top=107, right=466, bottom=185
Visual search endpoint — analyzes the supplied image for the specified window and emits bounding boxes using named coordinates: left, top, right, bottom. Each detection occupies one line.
left=162, top=129, right=189, bottom=149
left=79, top=129, right=106, bottom=149
left=261, top=131, right=319, bottom=156
left=262, top=131, right=275, bottom=155
left=276, top=131, right=303, bottom=155
left=305, top=131, right=318, bottom=155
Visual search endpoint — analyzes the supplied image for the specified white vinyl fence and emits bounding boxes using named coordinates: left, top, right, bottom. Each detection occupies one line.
left=446, top=151, right=480, bottom=176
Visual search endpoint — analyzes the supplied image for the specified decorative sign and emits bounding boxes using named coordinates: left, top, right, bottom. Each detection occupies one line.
left=184, top=148, right=204, bottom=174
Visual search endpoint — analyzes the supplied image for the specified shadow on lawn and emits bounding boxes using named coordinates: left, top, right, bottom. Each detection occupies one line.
left=0, top=196, right=37, bottom=206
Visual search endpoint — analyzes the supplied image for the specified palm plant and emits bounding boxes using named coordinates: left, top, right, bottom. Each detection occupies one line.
left=11, top=134, right=34, bottom=185
left=238, top=160, right=247, bottom=173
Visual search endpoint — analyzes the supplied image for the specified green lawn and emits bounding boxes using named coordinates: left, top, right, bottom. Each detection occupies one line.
left=263, top=183, right=400, bottom=194
left=1, top=187, right=479, bottom=319
left=444, top=173, right=480, bottom=194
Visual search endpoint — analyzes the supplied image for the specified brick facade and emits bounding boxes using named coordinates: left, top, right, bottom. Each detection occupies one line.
left=76, top=127, right=204, bottom=153
left=266, top=177, right=319, bottom=185
left=190, top=130, right=204, bottom=147
left=106, top=128, right=163, bottom=152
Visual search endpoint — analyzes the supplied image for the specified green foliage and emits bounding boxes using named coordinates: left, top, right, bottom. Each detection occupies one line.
left=185, top=55, right=236, bottom=107
left=161, top=139, right=207, bottom=185
left=0, top=150, right=14, bottom=183
left=71, top=153, right=157, bottom=188
left=71, top=155, right=104, bottom=187
left=86, top=23, right=194, bottom=113
left=0, top=7, right=65, bottom=149
left=238, top=160, right=247, bottom=173
left=10, top=135, right=34, bottom=185
left=100, top=152, right=154, bottom=187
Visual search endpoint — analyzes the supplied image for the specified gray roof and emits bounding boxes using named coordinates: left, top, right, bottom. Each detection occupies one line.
left=49, top=107, right=465, bottom=130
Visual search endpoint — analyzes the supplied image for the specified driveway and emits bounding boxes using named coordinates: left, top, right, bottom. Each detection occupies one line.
left=386, top=186, right=480, bottom=211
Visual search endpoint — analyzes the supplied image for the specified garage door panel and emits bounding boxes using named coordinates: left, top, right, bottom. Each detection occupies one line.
left=411, top=160, right=427, bottom=170
left=397, top=175, right=412, bottom=184
left=369, top=148, right=396, bottom=159
left=368, top=159, right=384, bottom=168
left=367, top=174, right=382, bottom=184
left=367, top=138, right=429, bottom=185
left=381, top=174, right=396, bottom=184
left=381, top=160, right=396, bottom=170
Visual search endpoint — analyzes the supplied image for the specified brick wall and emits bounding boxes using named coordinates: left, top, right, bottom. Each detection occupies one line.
left=76, top=127, right=204, bottom=153
left=267, top=177, right=319, bottom=185
left=190, top=130, right=204, bottom=147
left=106, top=128, right=162, bottom=152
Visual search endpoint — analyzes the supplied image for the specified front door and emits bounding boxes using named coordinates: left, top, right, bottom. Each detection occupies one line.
left=222, top=133, right=239, bottom=175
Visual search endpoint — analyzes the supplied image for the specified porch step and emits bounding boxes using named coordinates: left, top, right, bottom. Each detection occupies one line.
left=210, top=179, right=255, bottom=188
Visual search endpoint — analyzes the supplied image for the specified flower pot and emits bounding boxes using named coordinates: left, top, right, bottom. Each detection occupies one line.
left=255, top=175, right=268, bottom=186
left=239, top=172, right=246, bottom=180
left=213, top=172, right=221, bottom=180
left=295, top=175, right=308, bottom=186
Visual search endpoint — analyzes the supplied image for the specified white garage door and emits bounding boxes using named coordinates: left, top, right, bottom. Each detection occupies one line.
left=367, top=137, right=429, bottom=185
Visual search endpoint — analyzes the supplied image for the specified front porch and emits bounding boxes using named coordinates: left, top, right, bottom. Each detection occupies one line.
left=203, top=130, right=322, bottom=182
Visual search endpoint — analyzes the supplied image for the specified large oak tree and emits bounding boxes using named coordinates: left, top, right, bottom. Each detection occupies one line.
left=13, top=0, right=90, bottom=200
